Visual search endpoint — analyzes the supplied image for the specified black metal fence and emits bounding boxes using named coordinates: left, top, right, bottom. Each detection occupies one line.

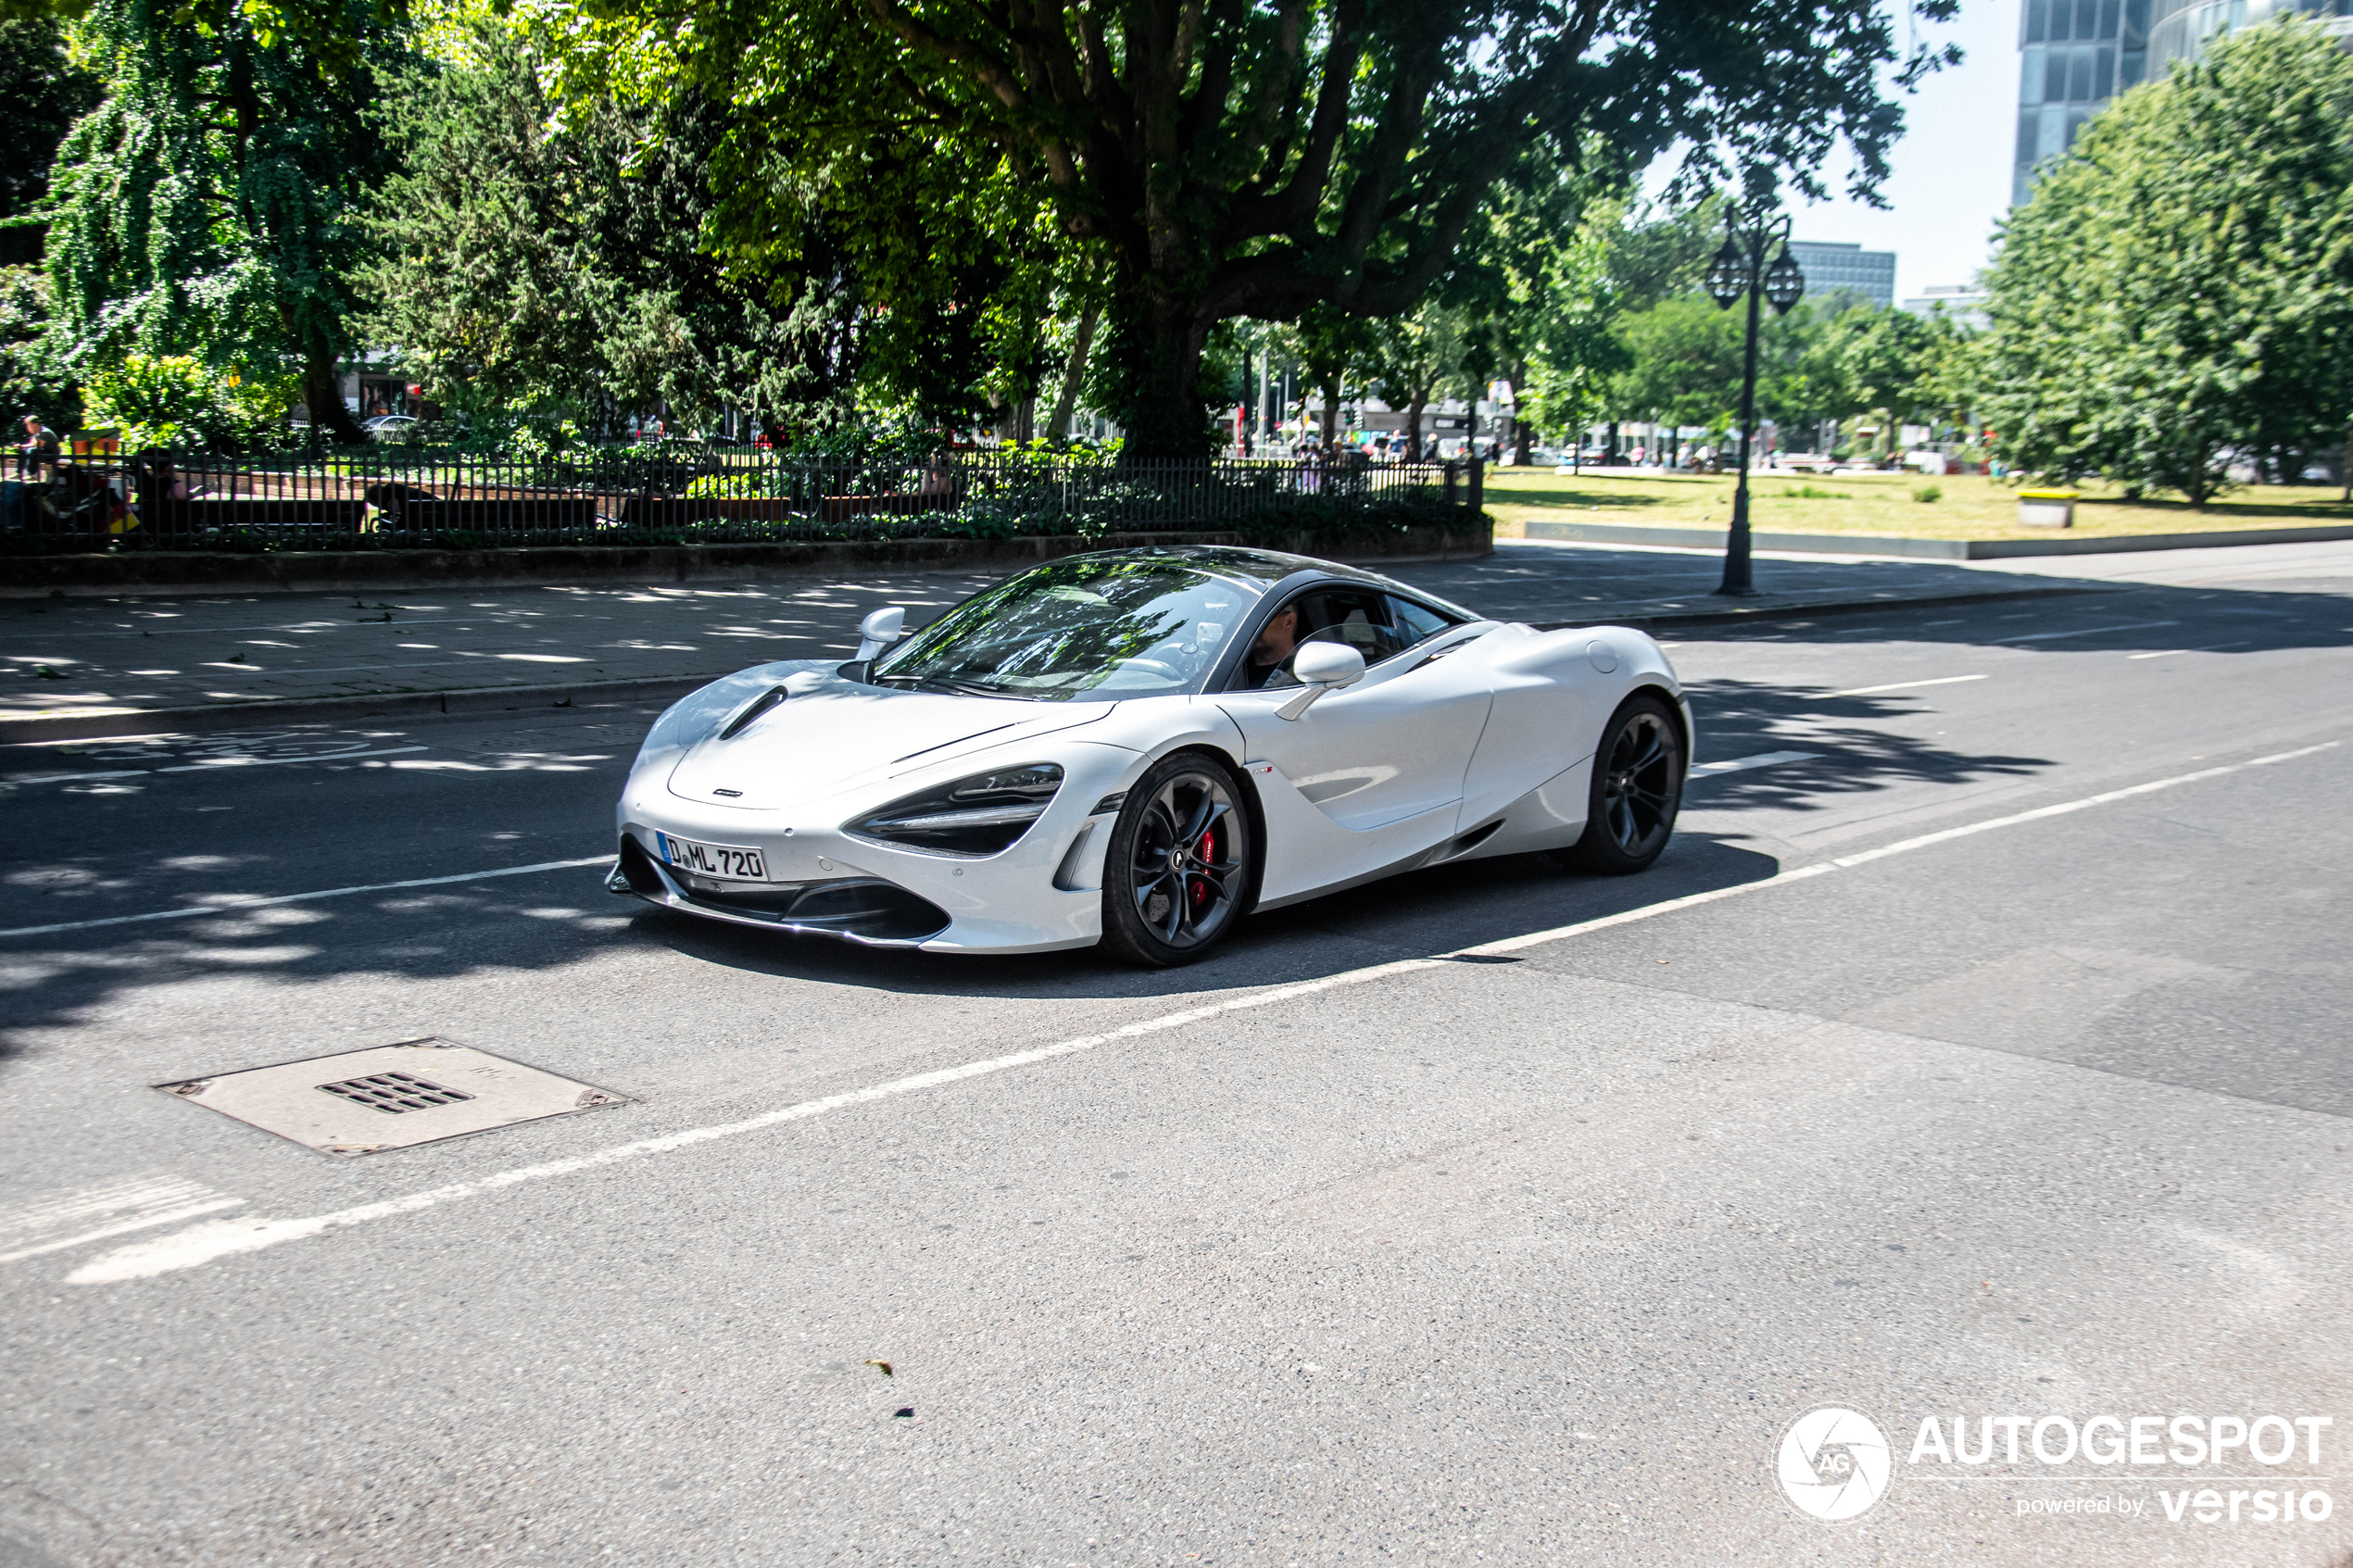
left=1, top=445, right=1483, bottom=555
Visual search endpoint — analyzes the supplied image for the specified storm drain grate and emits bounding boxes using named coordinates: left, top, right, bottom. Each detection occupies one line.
left=318, top=1072, right=477, bottom=1114
left=157, top=1038, right=630, bottom=1157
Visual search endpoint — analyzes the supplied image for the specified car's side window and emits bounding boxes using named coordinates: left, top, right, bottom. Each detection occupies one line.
left=1386, top=595, right=1457, bottom=647
left=1227, top=586, right=1410, bottom=690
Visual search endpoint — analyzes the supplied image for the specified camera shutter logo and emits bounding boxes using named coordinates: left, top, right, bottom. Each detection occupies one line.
left=1777, top=1407, right=1894, bottom=1521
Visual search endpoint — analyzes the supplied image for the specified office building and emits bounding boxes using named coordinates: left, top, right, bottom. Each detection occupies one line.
left=1786, top=241, right=1896, bottom=307
left=1899, top=284, right=1990, bottom=331
left=2013, top=0, right=2145, bottom=207
left=2015, top=0, right=2353, bottom=206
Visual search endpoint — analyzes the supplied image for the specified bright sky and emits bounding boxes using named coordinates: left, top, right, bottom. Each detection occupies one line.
left=1648, top=0, right=2023, bottom=302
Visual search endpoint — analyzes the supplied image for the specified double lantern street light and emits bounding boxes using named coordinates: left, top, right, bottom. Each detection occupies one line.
left=1705, top=212, right=1806, bottom=596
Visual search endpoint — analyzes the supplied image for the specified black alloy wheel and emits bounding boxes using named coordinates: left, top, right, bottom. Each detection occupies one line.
left=1558, top=695, right=1685, bottom=874
left=1100, top=754, right=1255, bottom=967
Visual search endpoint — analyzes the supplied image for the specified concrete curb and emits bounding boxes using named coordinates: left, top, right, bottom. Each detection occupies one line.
left=0, top=582, right=2100, bottom=745
left=1531, top=582, right=2102, bottom=633
left=1522, top=518, right=2353, bottom=558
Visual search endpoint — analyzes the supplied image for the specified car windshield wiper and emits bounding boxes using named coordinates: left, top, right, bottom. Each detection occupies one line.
left=918, top=674, right=1043, bottom=700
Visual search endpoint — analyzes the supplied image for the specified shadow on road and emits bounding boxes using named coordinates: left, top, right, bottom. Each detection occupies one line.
left=1405, top=543, right=2353, bottom=656
left=0, top=684, right=2071, bottom=1065
left=1680, top=678, right=2051, bottom=811
left=6, top=540, right=2348, bottom=1068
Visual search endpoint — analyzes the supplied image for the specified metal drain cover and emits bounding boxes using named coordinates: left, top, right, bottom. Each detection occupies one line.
left=157, top=1038, right=630, bottom=1157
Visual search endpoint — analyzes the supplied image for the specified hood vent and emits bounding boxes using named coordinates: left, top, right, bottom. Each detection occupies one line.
left=719, top=684, right=790, bottom=740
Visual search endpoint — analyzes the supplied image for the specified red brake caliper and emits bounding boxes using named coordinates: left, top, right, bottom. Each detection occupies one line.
left=1190, top=827, right=1215, bottom=906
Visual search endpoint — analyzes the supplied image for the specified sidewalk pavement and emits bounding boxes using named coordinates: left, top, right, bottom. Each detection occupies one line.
left=0, top=542, right=2111, bottom=742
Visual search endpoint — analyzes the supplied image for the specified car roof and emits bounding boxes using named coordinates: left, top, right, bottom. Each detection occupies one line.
left=1052, top=545, right=1478, bottom=619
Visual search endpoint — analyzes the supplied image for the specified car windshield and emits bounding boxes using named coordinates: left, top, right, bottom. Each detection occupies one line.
left=867, top=558, right=1262, bottom=702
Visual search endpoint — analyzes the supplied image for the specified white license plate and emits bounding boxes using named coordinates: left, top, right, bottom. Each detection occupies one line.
left=654, top=833, right=767, bottom=881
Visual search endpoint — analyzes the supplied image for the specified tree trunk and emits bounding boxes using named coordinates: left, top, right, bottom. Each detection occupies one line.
left=1405, top=389, right=1428, bottom=460
left=2340, top=418, right=2351, bottom=505
left=1510, top=360, right=1534, bottom=467
left=1101, top=286, right=1217, bottom=462
left=304, top=348, right=365, bottom=445
left=1318, top=375, right=1340, bottom=450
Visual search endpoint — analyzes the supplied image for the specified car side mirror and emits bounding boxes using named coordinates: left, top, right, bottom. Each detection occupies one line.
left=855, top=606, right=906, bottom=661
left=1277, top=640, right=1367, bottom=720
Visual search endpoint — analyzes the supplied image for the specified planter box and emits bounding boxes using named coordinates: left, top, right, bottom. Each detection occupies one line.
left=2017, top=490, right=2078, bottom=528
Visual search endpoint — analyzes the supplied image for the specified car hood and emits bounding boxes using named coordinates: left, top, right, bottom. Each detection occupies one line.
left=666, top=671, right=1114, bottom=811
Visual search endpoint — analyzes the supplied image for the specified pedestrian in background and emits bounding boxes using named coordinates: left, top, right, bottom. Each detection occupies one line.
left=19, top=415, right=60, bottom=479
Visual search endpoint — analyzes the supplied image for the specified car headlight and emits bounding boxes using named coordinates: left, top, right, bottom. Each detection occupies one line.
left=847, top=764, right=1065, bottom=857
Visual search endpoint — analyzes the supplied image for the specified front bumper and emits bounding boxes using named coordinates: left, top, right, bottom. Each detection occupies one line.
left=612, top=796, right=1119, bottom=955
left=607, top=837, right=951, bottom=947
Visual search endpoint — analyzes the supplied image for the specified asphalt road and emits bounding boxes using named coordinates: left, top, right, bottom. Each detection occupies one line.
left=2, top=541, right=2350, bottom=1566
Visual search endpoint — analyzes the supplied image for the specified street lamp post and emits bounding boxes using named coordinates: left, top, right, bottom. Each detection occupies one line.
left=1705, top=211, right=1806, bottom=596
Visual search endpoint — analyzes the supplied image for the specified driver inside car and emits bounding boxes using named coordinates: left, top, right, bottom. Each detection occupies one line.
left=1240, top=604, right=1302, bottom=687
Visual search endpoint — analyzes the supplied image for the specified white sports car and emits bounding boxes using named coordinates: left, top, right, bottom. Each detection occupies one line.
left=609, top=546, right=1692, bottom=966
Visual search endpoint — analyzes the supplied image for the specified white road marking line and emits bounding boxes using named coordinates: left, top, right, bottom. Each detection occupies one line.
left=1826, top=741, right=2339, bottom=871
left=6, top=769, right=151, bottom=785
left=154, top=746, right=427, bottom=773
left=0, top=1176, right=245, bottom=1265
left=1827, top=675, right=1989, bottom=697
left=1993, top=620, right=2178, bottom=644
left=2128, top=643, right=2250, bottom=660
left=0, top=856, right=614, bottom=939
left=1690, top=750, right=1818, bottom=776
left=63, top=734, right=2343, bottom=1286
left=6, top=746, right=426, bottom=787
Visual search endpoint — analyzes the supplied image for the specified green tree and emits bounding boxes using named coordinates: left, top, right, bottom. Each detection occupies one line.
left=1365, top=302, right=1465, bottom=458
left=359, top=28, right=600, bottom=421
left=1515, top=194, right=1719, bottom=461
left=1610, top=295, right=1750, bottom=433
left=1980, top=19, right=2353, bottom=504
left=1282, top=302, right=1381, bottom=449
left=43, top=0, right=400, bottom=442
left=560, top=0, right=1958, bottom=458
left=1815, top=302, right=1967, bottom=458
left=0, top=16, right=101, bottom=268
left=0, top=267, right=69, bottom=433
left=0, top=14, right=101, bottom=431
left=365, top=27, right=963, bottom=440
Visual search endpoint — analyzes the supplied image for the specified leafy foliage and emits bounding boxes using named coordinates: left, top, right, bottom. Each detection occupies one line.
left=80, top=350, right=295, bottom=448
left=1979, top=19, right=2353, bottom=503
left=42, top=0, right=399, bottom=441
left=552, top=0, right=1958, bottom=455
left=0, top=264, right=72, bottom=432
left=0, top=15, right=101, bottom=268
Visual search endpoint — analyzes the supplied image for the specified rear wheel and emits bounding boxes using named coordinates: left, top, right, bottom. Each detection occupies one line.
left=1557, top=695, right=1684, bottom=874
left=1100, top=753, right=1254, bottom=968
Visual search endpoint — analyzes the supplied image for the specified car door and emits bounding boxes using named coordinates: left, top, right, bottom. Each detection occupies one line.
left=1216, top=587, right=1493, bottom=902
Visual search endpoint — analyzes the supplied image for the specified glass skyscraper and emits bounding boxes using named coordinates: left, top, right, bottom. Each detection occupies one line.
left=1786, top=241, right=1897, bottom=307
left=2013, top=0, right=2147, bottom=206
left=2016, top=0, right=2353, bottom=205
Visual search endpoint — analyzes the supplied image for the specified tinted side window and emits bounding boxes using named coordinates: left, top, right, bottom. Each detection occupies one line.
left=1228, top=585, right=1407, bottom=689
left=1387, top=595, right=1457, bottom=646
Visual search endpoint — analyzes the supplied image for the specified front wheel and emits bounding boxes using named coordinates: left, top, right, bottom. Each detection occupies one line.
left=1557, top=695, right=1685, bottom=875
left=1099, top=753, right=1255, bottom=968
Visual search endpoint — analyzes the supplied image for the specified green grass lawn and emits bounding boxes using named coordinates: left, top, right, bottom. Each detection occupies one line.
left=1481, top=467, right=2353, bottom=541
